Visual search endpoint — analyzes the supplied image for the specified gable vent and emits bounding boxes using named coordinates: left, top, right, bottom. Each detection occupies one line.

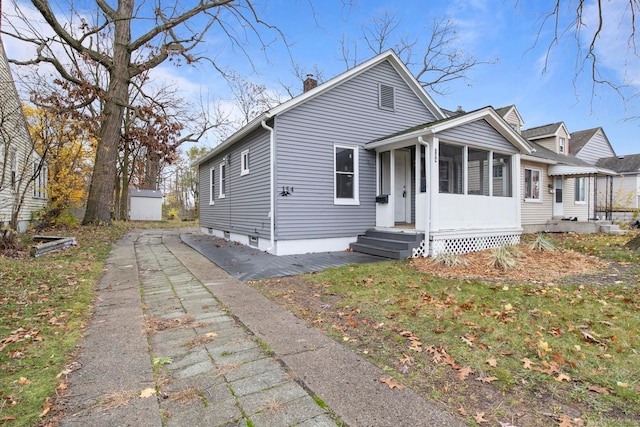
left=379, top=84, right=395, bottom=111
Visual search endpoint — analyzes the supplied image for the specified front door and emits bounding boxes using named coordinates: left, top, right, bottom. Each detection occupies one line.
left=554, top=177, right=564, bottom=217
left=394, top=150, right=410, bottom=223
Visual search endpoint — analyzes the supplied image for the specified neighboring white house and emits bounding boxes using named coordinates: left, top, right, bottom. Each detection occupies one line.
left=129, top=189, right=163, bottom=221
left=0, top=38, right=47, bottom=232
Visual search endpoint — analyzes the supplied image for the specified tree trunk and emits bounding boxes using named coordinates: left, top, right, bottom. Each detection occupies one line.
left=82, top=0, right=133, bottom=225
left=624, top=233, right=640, bottom=251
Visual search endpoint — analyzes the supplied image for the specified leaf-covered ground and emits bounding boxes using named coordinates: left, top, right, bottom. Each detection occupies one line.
left=250, top=233, right=640, bottom=427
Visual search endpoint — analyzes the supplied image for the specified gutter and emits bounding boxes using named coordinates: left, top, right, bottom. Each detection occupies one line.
left=417, top=135, right=431, bottom=255
left=261, top=119, right=275, bottom=252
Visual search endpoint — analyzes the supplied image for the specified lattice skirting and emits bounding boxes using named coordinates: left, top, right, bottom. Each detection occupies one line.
left=429, top=233, right=521, bottom=256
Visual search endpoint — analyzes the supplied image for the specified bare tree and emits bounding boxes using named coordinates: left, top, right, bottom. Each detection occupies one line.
left=3, top=0, right=283, bottom=225
left=341, top=11, right=492, bottom=95
left=533, top=1, right=640, bottom=103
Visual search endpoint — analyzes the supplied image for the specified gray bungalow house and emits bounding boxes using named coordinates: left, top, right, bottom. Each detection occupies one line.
left=195, top=50, right=534, bottom=257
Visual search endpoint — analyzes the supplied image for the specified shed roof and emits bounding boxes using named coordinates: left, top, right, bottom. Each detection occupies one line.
left=130, top=189, right=163, bottom=199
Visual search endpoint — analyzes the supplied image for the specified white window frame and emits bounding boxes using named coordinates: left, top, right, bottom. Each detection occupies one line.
left=378, top=83, right=395, bottom=111
left=219, top=163, right=226, bottom=198
left=524, top=168, right=542, bottom=202
left=240, top=149, right=250, bottom=176
left=209, top=167, right=215, bottom=204
left=334, top=144, right=359, bottom=205
left=575, top=177, right=586, bottom=204
left=10, top=150, right=17, bottom=192
left=559, top=137, right=566, bottom=153
left=33, top=161, right=47, bottom=199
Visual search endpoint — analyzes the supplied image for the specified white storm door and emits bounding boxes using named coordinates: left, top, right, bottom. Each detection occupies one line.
left=554, top=177, right=564, bottom=217
left=394, top=150, right=410, bottom=223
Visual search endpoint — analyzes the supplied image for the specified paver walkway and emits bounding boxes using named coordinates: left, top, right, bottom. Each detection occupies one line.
left=59, top=229, right=464, bottom=427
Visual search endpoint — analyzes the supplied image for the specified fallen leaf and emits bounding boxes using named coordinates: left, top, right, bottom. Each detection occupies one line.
left=18, top=377, right=31, bottom=385
left=476, top=376, right=499, bottom=383
left=379, top=376, right=405, bottom=390
left=477, top=342, right=489, bottom=351
left=617, top=381, right=629, bottom=388
left=140, top=388, right=157, bottom=398
left=39, top=398, right=51, bottom=417
left=205, top=332, right=218, bottom=338
left=457, top=366, right=473, bottom=381
left=486, top=358, right=497, bottom=367
left=474, top=412, right=489, bottom=423
left=521, top=357, right=534, bottom=370
left=458, top=406, right=468, bottom=416
left=555, top=373, right=571, bottom=382
left=588, top=385, right=609, bottom=394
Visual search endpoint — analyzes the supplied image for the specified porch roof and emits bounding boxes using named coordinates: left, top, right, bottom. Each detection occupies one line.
left=364, top=106, right=533, bottom=153
left=524, top=141, right=617, bottom=177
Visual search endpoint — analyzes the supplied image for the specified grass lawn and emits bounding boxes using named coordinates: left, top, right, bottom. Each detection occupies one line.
left=0, top=221, right=196, bottom=426
left=251, top=233, right=640, bottom=427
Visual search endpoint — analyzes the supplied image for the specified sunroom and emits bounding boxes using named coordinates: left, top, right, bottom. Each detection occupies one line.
left=365, top=107, right=533, bottom=256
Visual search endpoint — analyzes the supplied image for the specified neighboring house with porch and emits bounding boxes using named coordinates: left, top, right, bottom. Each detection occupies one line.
left=497, top=109, right=617, bottom=233
left=195, top=50, right=535, bottom=257
left=595, top=154, right=640, bottom=211
left=0, top=39, right=47, bottom=232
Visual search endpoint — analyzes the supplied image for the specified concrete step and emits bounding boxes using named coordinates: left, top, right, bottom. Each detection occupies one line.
left=350, top=242, right=411, bottom=260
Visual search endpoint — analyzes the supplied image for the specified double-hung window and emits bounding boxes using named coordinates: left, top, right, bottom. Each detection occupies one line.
left=334, top=144, right=359, bottom=205
left=209, top=167, right=215, bottom=204
left=575, top=177, right=586, bottom=203
left=524, top=168, right=541, bottom=200
left=219, top=163, right=226, bottom=198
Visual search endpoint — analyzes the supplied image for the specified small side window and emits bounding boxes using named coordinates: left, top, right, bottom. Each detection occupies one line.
left=219, top=163, right=226, bottom=198
left=209, top=167, right=215, bottom=204
left=241, top=149, right=250, bottom=176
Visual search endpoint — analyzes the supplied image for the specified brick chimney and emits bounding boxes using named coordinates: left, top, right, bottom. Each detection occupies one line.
left=303, top=74, right=317, bottom=92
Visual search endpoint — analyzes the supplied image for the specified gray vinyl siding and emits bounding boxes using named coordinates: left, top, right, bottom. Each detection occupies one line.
left=438, top=119, right=519, bottom=154
left=199, top=127, right=271, bottom=239
left=575, top=130, right=615, bottom=164
left=274, top=60, right=435, bottom=240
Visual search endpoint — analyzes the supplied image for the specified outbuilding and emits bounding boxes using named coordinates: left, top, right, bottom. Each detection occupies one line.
left=130, top=189, right=163, bottom=221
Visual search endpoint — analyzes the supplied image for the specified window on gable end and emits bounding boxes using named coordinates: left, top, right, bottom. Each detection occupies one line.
left=379, top=84, right=395, bottom=111
left=559, top=137, right=566, bottom=153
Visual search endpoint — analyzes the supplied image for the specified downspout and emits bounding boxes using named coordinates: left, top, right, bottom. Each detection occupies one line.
left=417, top=135, right=431, bottom=255
left=261, top=119, right=275, bottom=252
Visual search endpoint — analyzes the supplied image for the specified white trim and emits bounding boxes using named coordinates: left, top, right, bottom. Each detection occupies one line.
left=241, top=149, right=250, bottom=176
left=193, top=50, right=445, bottom=167
left=273, top=236, right=358, bottom=256
left=523, top=167, right=542, bottom=201
left=209, top=167, right=215, bottom=204
left=334, top=144, right=360, bottom=205
left=219, top=163, right=226, bottom=198
left=378, top=83, right=396, bottom=111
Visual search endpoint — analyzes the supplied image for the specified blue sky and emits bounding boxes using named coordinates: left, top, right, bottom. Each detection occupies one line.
left=4, top=0, right=640, bottom=155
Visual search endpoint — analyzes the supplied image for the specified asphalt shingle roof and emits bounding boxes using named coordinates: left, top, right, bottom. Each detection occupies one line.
left=595, top=154, right=640, bottom=173
left=521, top=122, right=564, bottom=140
left=569, top=128, right=600, bottom=155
